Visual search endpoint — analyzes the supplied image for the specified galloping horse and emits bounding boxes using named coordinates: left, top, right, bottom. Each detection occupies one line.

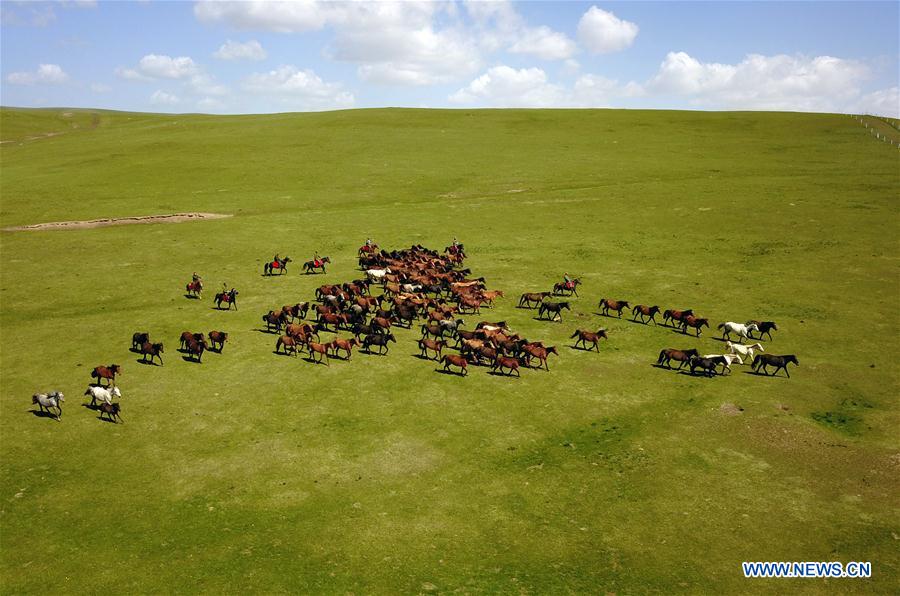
left=91, top=364, right=121, bottom=387
left=491, top=355, right=521, bottom=377
left=185, top=337, right=207, bottom=362
left=656, top=348, right=699, bottom=369
left=718, top=322, right=758, bottom=342
left=99, top=402, right=123, bottom=423
left=632, top=305, right=660, bottom=324
left=538, top=301, right=570, bottom=322
left=689, top=356, right=719, bottom=378
left=85, top=385, right=121, bottom=407
left=264, top=256, right=291, bottom=276
left=418, top=339, right=446, bottom=360
left=702, top=353, right=743, bottom=374
left=262, top=310, right=287, bottom=333
left=571, top=329, right=608, bottom=352
left=752, top=354, right=799, bottom=377
left=523, top=345, right=558, bottom=370
left=32, top=392, right=64, bottom=420
left=132, top=332, right=150, bottom=351
left=518, top=292, right=550, bottom=308
left=208, top=331, right=228, bottom=352
left=303, top=256, right=331, bottom=274
left=214, top=289, right=238, bottom=310
left=276, top=335, right=300, bottom=356
left=358, top=243, right=379, bottom=257
left=307, top=341, right=330, bottom=365
left=725, top=340, right=764, bottom=361
left=363, top=332, right=396, bottom=355
left=329, top=337, right=361, bottom=360
left=599, top=298, right=630, bottom=318
left=185, top=279, right=203, bottom=298
left=553, top=278, right=581, bottom=297
left=680, top=315, right=710, bottom=337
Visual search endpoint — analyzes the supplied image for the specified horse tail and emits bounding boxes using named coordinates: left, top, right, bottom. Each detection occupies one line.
left=717, top=323, right=725, bottom=330
left=751, top=355, right=762, bottom=369
left=657, top=350, right=667, bottom=364
left=570, top=330, right=580, bottom=338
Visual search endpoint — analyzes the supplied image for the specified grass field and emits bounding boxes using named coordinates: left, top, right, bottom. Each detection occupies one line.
left=1, top=107, right=898, bottom=594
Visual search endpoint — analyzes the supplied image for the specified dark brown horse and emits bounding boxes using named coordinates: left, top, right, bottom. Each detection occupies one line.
left=662, top=308, right=693, bottom=327
left=599, top=298, right=630, bottom=318
left=285, top=323, right=319, bottom=344
left=328, top=337, right=361, bottom=360
left=631, top=304, right=660, bottom=324
left=571, top=329, right=608, bottom=352
left=553, top=278, right=581, bottom=296
left=747, top=320, right=778, bottom=341
left=656, top=348, right=699, bottom=369
left=99, top=402, right=123, bottom=424
left=303, top=256, right=331, bottom=274
left=538, top=301, right=570, bottom=322
left=214, top=289, right=238, bottom=310
left=131, top=332, right=150, bottom=351
left=518, top=292, right=550, bottom=308
left=262, top=310, right=287, bottom=333
left=491, top=355, right=521, bottom=377
left=185, top=337, right=207, bottom=362
left=264, top=256, right=291, bottom=276
left=523, top=345, right=558, bottom=370
left=418, top=338, right=446, bottom=360
left=681, top=315, right=709, bottom=337
left=140, top=342, right=164, bottom=365
left=363, top=332, right=396, bottom=355
left=276, top=335, right=299, bottom=356
left=185, top=279, right=203, bottom=298
left=689, top=356, right=718, bottom=378
left=180, top=331, right=205, bottom=350
left=281, top=302, right=310, bottom=322
left=208, top=331, right=228, bottom=352
left=752, top=354, right=798, bottom=377
left=91, top=364, right=121, bottom=387
left=441, top=354, right=468, bottom=376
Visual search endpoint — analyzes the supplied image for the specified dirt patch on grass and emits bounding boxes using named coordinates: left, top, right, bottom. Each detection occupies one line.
left=4, top=212, right=232, bottom=231
left=719, top=402, right=744, bottom=416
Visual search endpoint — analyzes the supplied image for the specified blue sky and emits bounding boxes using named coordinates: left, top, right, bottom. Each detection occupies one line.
left=1, top=1, right=898, bottom=116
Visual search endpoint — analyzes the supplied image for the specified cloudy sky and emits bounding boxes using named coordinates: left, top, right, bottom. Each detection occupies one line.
left=1, top=1, right=898, bottom=116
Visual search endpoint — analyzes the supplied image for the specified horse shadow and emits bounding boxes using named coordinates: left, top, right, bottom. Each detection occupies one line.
left=488, top=371, right=520, bottom=378
left=96, top=415, right=117, bottom=423
left=29, top=409, right=59, bottom=420
left=81, top=403, right=100, bottom=411
left=183, top=294, right=200, bottom=300
left=677, top=370, right=717, bottom=378
left=272, top=350, right=298, bottom=357
left=181, top=355, right=202, bottom=363
left=434, top=368, right=465, bottom=376
left=135, top=358, right=159, bottom=366
left=569, top=345, right=600, bottom=352
left=255, top=328, right=280, bottom=335
left=743, top=370, right=778, bottom=378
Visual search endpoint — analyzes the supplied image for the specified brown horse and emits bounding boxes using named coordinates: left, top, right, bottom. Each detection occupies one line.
left=523, top=345, right=558, bottom=370
left=418, top=338, right=446, bottom=360
left=140, top=342, right=164, bottom=365
left=662, top=308, right=693, bottom=327
left=262, top=310, right=286, bottom=333
left=681, top=315, right=710, bottom=337
left=131, top=332, right=150, bottom=351
left=537, top=301, right=570, bottom=322
left=281, top=302, right=310, bottom=322
left=185, top=279, right=203, bottom=298
left=180, top=331, right=205, bottom=350
left=328, top=337, right=361, bottom=360
left=553, top=278, right=581, bottom=296
left=689, top=356, right=719, bottom=378
left=264, top=256, right=291, bottom=276
left=631, top=304, right=660, bottom=324
left=362, top=332, right=396, bottom=355
left=276, top=335, right=299, bottom=356
left=571, top=329, right=608, bottom=352
left=518, top=292, right=550, bottom=308
left=491, top=355, right=521, bottom=377
left=458, top=296, right=482, bottom=313
left=599, top=298, right=630, bottom=318
left=307, top=341, right=330, bottom=364
left=91, top=364, right=121, bottom=387
left=285, top=323, right=319, bottom=344
left=656, top=348, right=699, bottom=369
left=441, top=354, right=468, bottom=376
left=185, top=338, right=207, bottom=362
left=99, top=402, right=123, bottom=424
left=208, top=331, right=228, bottom=352
left=372, top=317, right=393, bottom=332
left=214, top=289, right=238, bottom=310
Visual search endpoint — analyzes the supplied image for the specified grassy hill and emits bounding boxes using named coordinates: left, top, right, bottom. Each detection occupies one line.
left=1, top=107, right=898, bottom=593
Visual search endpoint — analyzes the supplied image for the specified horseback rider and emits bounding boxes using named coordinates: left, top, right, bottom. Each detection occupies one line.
left=314, top=251, right=321, bottom=266
left=365, top=237, right=374, bottom=247
left=192, top=271, right=202, bottom=283
left=452, top=237, right=459, bottom=248
left=563, top=272, right=573, bottom=289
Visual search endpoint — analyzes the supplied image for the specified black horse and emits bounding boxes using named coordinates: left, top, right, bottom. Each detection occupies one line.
left=689, top=356, right=718, bottom=378
left=303, top=256, right=331, bottom=274
left=362, top=332, right=396, bottom=355
left=752, top=354, right=798, bottom=377
left=264, top=256, right=291, bottom=276
left=747, top=320, right=778, bottom=341
left=214, top=289, right=239, bottom=310
left=537, top=301, right=570, bottom=322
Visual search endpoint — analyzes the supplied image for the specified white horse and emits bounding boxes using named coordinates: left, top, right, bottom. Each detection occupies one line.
left=85, top=385, right=121, bottom=406
left=725, top=341, right=764, bottom=361
left=365, top=267, right=392, bottom=284
left=703, top=353, right=743, bottom=374
left=718, top=321, right=758, bottom=342
left=32, top=391, right=64, bottom=420
left=401, top=283, right=422, bottom=293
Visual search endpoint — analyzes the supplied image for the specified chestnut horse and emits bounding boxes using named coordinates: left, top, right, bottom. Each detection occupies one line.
left=441, top=354, right=468, bottom=376
left=491, top=355, right=521, bottom=377
left=307, top=341, right=330, bottom=364
left=518, top=292, right=550, bottom=308
left=276, top=335, right=299, bottom=356
left=328, top=337, right=361, bottom=360
left=599, top=298, right=630, bottom=318
left=418, top=338, right=446, bottom=360
left=523, top=345, right=558, bottom=370
left=631, top=305, right=660, bottom=324
left=681, top=315, right=710, bottom=337
left=662, top=309, right=693, bottom=327
left=571, top=329, right=607, bottom=352
left=185, top=280, right=203, bottom=298
left=208, top=331, right=228, bottom=352
left=91, top=364, right=121, bottom=387
left=140, top=342, right=164, bottom=365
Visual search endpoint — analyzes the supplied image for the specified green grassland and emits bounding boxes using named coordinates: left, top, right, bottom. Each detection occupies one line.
left=1, top=107, right=898, bottom=593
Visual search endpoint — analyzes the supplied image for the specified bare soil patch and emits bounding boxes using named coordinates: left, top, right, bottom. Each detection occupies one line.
left=4, top=212, right=232, bottom=231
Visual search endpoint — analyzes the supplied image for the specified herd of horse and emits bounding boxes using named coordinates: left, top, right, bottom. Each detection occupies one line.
left=33, top=240, right=799, bottom=423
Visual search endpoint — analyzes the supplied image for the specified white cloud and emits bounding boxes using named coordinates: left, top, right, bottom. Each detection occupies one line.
left=577, top=6, right=638, bottom=54
left=7, top=64, right=69, bottom=85
left=449, top=65, right=565, bottom=107
left=647, top=52, right=871, bottom=112
left=194, top=0, right=330, bottom=32
left=509, top=26, right=576, bottom=61
left=189, top=73, right=228, bottom=96
left=150, top=90, right=180, bottom=105
left=242, top=65, right=354, bottom=109
left=90, top=82, right=111, bottom=93
left=115, top=67, right=150, bottom=81
left=214, top=39, right=267, bottom=61
left=850, top=86, right=899, bottom=118
left=138, top=54, right=198, bottom=79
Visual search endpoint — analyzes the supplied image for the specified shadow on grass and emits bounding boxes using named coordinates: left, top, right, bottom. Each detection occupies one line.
left=434, top=368, right=466, bottom=377
left=181, top=355, right=201, bottom=363
left=569, top=344, right=600, bottom=352
left=29, top=409, right=60, bottom=420
left=183, top=294, right=200, bottom=300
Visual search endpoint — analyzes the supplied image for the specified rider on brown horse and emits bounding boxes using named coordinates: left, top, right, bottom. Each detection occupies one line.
left=563, top=273, right=573, bottom=290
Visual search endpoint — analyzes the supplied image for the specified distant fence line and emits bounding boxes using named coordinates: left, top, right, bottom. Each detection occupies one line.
left=850, top=114, right=900, bottom=149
